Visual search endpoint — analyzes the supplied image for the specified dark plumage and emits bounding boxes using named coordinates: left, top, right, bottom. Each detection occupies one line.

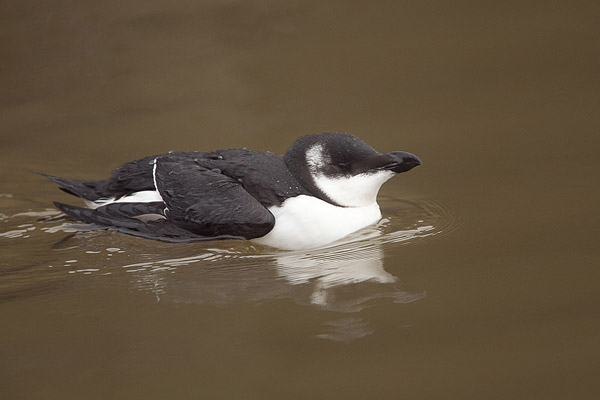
left=42, top=133, right=421, bottom=248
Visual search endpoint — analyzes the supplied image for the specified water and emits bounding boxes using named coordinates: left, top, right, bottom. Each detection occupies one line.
left=1, top=1, right=599, bottom=399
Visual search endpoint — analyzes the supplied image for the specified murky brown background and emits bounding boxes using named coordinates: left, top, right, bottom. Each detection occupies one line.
left=1, top=1, right=599, bottom=399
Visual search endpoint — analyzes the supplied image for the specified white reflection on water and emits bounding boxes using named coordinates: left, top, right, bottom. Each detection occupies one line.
left=114, top=223, right=432, bottom=307
left=269, top=224, right=432, bottom=311
left=119, top=223, right=432, bottom=342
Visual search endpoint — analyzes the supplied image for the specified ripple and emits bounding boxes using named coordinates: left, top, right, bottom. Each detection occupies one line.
left=379, top=196, right=462, bottom=240
left=1, top=196, right=456, bottom=317
left=1, top=196, right=456, bottom=341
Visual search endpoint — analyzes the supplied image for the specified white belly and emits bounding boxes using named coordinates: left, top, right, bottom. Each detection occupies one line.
left=252, top=195, right=382, bottom=250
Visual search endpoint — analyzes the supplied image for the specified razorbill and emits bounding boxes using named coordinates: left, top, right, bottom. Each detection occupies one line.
left=42, top=133, right=421, bottom=250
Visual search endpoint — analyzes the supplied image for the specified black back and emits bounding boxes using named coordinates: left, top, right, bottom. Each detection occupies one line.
left=69, top=149, right=312, bottom=207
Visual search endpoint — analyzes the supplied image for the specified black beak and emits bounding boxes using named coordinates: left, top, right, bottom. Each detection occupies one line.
left=385, top=151, right=422, bottom=173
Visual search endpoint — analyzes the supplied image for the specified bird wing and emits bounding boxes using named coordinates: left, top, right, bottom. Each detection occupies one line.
left=152, top=156, right=275, bottom=239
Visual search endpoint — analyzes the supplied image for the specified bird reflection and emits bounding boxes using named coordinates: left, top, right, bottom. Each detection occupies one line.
left=125, top=225, right=428, bottom=342
left=271, top=228, right=423, bottom=312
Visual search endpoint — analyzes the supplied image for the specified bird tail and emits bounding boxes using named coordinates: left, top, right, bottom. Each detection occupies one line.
left=37, top=172, right=104, bottom=201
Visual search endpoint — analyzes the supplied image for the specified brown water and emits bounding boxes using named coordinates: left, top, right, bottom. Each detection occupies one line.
left=1, top=1, right=599, bottom=399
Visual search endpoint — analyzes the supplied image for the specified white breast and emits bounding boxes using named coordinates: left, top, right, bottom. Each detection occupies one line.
left=252, top=195, right=382, bottom=250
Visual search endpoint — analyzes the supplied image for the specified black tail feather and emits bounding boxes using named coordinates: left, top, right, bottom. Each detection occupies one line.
left=38, top=173, right=104, bottom=200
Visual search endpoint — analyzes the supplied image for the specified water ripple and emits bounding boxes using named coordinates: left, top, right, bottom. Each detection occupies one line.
left=1, top=196, right=458, bottom=341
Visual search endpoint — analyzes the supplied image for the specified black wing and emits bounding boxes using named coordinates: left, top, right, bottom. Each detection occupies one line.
left=41, top=149, right=307, bottom=207
left=153, top=156, right=275, bottom=239
left=52, top=156, right=275, bottom=242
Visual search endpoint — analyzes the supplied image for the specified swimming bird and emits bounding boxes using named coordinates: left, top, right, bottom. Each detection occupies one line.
left=42, top=133, right=421, bottom=250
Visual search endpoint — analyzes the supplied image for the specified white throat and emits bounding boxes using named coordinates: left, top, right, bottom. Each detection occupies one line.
left=305, top=143, right=394, bottom=207
left=312, top=170, right=394, bottom=207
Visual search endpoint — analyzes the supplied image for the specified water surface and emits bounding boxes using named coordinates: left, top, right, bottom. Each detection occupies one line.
left=1, top=1, right=599, bottom=399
